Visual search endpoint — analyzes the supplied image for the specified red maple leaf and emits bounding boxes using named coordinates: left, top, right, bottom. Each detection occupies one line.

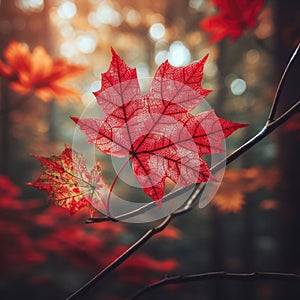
left=27, top=145, right=107, bottom=215
left=199, top=0, right=266, bottom=42
left=72, top=49, right=247, bottom=206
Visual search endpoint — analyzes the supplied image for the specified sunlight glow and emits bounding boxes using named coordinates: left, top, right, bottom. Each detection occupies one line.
left=57, top=1, right=77, bottom=19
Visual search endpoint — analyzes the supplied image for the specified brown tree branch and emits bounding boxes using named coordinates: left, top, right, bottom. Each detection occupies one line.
left=66, top=215, right=174, bottom=299
left=129, top=271, right=300, bottom=300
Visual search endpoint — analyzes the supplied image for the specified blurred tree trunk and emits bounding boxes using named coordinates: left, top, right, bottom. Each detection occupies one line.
left=275, top=0, right=300, bottom=298
left=210, top=41, right=226, bottom=300
left=0, top=1, right=19, bottom=176
left=0, top=83, right=10, bottom=174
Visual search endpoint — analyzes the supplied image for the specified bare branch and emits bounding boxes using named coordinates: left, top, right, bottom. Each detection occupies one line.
left=67, top=215, right=174, bottom=299
left=130, top=271, right=300, bottom=300
left=267, top=42, right=300, bottom=123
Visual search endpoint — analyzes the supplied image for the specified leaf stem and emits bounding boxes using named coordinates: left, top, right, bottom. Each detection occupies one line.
left=106, top=156, right=132, bottom=216
left=130, top=271, right=300, bottom=300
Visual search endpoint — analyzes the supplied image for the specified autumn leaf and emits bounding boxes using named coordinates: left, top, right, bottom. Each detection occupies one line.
left=27, top=145, right=107, bottom=215
left=213, top=167, right=279, bottom=213
left=0, top=40, right=86, bottom=101
left=0, top=175, right=20, bottom=199
left=199, top=0, right=266, bottom=42
left=73, top=49, right=247, bottom=205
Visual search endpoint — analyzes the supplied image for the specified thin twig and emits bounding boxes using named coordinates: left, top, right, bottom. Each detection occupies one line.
left=267, top=42, right=299, bottom=123
left=66, top=215, right=174, bottom=299
left=213, top=99, right=300, bottom=175
left=171, top=99, right=300, bottom=215
left=130, top=271, right=300, bottom=300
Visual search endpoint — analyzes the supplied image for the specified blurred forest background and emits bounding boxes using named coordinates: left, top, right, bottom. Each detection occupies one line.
left=0, top=0, right=299, bottom=299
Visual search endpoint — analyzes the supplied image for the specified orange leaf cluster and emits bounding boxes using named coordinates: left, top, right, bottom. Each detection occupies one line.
left=213, top=167, right=279, bottom=213
left=0, top=40, right=86, bottom=101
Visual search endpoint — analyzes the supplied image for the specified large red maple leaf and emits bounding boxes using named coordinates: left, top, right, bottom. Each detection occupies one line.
left=199, top=0, right=266, bottom=42
left=72, top=49, right=247, bottom=206
left=27, top=145, right=107, bottom=215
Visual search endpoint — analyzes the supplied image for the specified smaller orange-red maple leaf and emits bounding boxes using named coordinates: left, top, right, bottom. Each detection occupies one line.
left=27, top=145, right=107, bottom=215
left=199, top=0, right=266, bottom=42
left=0, top=40, right=86, bottom=101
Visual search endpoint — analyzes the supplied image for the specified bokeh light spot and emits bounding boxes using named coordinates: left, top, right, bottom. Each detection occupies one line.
left=230, top=78, right=247, bottom=96
left=76, top=35, right=97, bottom=54
left=14, top=0, right=44, bottom=12
left=168, top=41, right=191, bottom=66
left=60, top=41, right=76, bottom=57
left=155, top=50, right=168, bottom=65
left=246, top=49, right=260, bottom=64
left=124, top=8, right=141, bottom=27
left=90, top=80, right=101, bottom=92
left=93, top=4, right=122, bottom=27
left=189, top=0, right=204, bottom=10
left=149, top=23, right=165, bottom=40
left=57, top=1, right=77, bottom=19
